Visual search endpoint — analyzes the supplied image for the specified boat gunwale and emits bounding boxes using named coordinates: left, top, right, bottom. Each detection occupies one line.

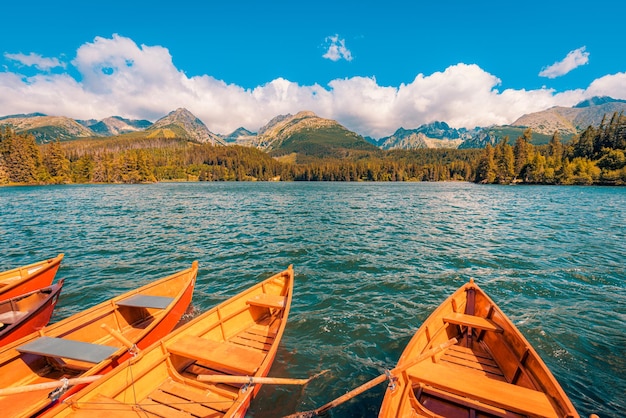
left=43, top=264, right=294, bottom=418
left=380, top=280, right=579, bottom=418
left=0, top=279, right=64, bottom=345
left=0, top=254, right=64, bottom=302
left=0, top=261, right=198, bottom=418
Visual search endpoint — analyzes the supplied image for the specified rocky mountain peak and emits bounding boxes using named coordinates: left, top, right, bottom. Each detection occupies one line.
left=254, top=111, right=340, bottom=150
left=150, top=108, right=224, bottom=145
left=222, top=127, right=257, bottom=145
left=512, top=98, right=626, bottom=136
left=84, top=116, right=152, bottom=136
left=379, top=121, right=473, bottom=150
left=574, top=96, right=626, bottom=108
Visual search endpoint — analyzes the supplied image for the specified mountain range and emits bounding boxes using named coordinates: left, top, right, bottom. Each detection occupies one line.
left=369, top=122, right=476, bottom=150
left=1, top=97, right=625, bottom=152
left=511, top=98, right=626, bottom=137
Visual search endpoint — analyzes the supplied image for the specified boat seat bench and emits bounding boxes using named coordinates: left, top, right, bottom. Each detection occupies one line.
left=0, top=310, right=28, bottom=324
left=16, top=336, right=118, bottom=364
left=443, top=312, right=502, bottom=333
left=409, top=361, right=559, bottom=418
left=168, top=336, right=265, bottom=375
left=116, top=294, right=174, bottom=309
left=246, top=294, right=286, bottom=309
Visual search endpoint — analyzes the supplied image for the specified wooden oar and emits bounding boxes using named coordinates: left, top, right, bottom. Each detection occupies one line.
left=198, top=370, right=329, bottom=385
left=101, top=323, right=139, bottom=354
left=284, top=337, right=458, bottom=418
left=0, top=375, right=102, bottom=396
left=198, top=375, right=311, bottom=385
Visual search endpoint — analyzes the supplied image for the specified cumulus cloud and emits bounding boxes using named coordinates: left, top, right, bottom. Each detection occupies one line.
left=322, top=35, right=353, bottom=62
left=0, top=35, right=621, bottom=138
left=4, top=52, right=66, bottom=71
left=585, top=72, right=626, bottom=99
left=539, top=47, right=590, bottom=79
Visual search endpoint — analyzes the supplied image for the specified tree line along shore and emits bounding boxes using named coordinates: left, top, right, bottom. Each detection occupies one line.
left=1, top=112, right=624, bottom=186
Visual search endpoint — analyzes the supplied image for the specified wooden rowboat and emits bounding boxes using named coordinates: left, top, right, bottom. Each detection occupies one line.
left=45, top=264, right=294, bottom=418
left=0, top=254, right=64, bottom=302
left=0, top=261, right=197, bottom=418
left=0, top=279, right=64, bottom=347
left=379, top=279, right=579, bottom=418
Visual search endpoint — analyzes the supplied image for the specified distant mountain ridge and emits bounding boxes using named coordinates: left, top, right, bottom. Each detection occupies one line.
left=254, top=111, right=337, bottom=150
left=1, top=96, right=624, bottom=150
left=147, top=108, right=225, bottom=145
left=0, top=112, right=47, bottom=121
left=255, top=111, right=378, bottom=158
left=574, top=96, right=626, bottom=108
left=374, top=122, right=476, bottom=150
left=0, top=114, right=95, bottom=142
left=221, top=127, right=256, bottom=145
left=512, top=97, right=626, bottom=136
left=79, top=116, right=152, bottom=136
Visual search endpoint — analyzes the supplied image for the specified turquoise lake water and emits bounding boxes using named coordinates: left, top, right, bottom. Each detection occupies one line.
left=0, top=182, right=624, bottom=417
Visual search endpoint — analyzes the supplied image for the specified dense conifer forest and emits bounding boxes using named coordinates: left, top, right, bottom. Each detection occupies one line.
left=1, top=112, right=624, bottom=185
left=474, top=112, right=626, bottom=185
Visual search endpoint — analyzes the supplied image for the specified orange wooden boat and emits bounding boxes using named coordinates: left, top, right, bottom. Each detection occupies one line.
left=45, top=264, right=294, bottom=418
left=0, top=279, right=64, bottom=347
left=0, top=261, right=197, bottom=418
left=0, top=254, right=64, bottom=302
left=379, top=279, right=579, bottom=418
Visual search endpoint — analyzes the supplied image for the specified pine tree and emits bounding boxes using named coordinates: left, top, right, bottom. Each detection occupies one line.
left=71, top=156, right=94, bottom=183
left=548, top=131, right=564, bottom=163
left=43, top=140, right=71, bottom=183
left=513, top=128, right=534, bottom=179
left=494, top=136, right=514, bottom=183
left=0, top=131, right=42, bottom=183
left=475, top=143, right=496, bottom=183
left=0, top=155, right=9, bottom=184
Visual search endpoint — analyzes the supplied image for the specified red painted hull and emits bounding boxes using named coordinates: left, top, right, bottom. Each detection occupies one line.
left=44, top=264, right=293, bottom=418
left=0, top=261, right=197, bottom=418
left=0, top=254, right=64, bottom=302
left=0, top=280, right=64, bottom=347
left=98, top=273, right=196, bottom=373
left=54, top=263, right=197, bottom=402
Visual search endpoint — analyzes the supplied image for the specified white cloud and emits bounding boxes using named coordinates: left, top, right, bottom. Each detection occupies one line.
left=0, top=35, right=622, bottom=138
left=585, top=72, right=626, bottom=99
left=322, top=35, right=353, bottom=62
left=539, top=47, right=590, bottom=79
left=4, top=52, right=66, bottom=71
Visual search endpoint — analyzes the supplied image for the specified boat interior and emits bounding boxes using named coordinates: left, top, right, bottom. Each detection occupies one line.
left=404, top=285, right=565, bottom=418
left=59, top=286, right=288, bottom=418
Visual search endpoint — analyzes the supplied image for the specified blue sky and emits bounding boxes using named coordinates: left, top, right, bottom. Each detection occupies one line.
left=1, top=0, right=625, bottom=137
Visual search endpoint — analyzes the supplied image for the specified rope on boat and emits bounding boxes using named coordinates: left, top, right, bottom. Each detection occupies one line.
left=0, top=375, right=103, bottom=397
left=48, top=378, right=69, bottom=401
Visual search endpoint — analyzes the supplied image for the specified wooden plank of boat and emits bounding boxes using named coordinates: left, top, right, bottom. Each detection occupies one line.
left=0, top=261, right=197, bottom=418
left=378, top=279, right=580, bottom=418
left=0, top=279, right=64, bottom=347
left=0, top=254, right=64, bottom=302
left=44, top=264, right=294, bottom=418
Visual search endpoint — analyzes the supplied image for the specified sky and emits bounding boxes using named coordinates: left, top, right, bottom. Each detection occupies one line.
left=1, top=0, right=625, bottom=138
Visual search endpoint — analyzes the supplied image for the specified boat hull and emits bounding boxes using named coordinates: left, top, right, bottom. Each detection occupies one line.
left=379, top=280, right=579, bottom=418
left=0, top=279, right=64, bottom=347
left=0, top=261, right=197, bottom=418
left=46, top=264, right=294, bottom=418
left=0, top=254, right=64, bottom=302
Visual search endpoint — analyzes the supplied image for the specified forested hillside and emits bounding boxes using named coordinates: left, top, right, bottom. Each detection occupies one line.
left=474, top=112, right=626, bottom=185
left=1, top=112, right=624, bottom=185
left=0, top=127, right=481, bottom=184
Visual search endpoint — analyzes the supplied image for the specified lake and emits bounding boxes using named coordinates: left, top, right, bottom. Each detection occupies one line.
left=0, top=182, right=624, bottom=417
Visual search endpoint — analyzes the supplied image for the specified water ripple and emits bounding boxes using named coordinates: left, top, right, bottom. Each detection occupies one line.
left=0, top=182, right=624, bottom=417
